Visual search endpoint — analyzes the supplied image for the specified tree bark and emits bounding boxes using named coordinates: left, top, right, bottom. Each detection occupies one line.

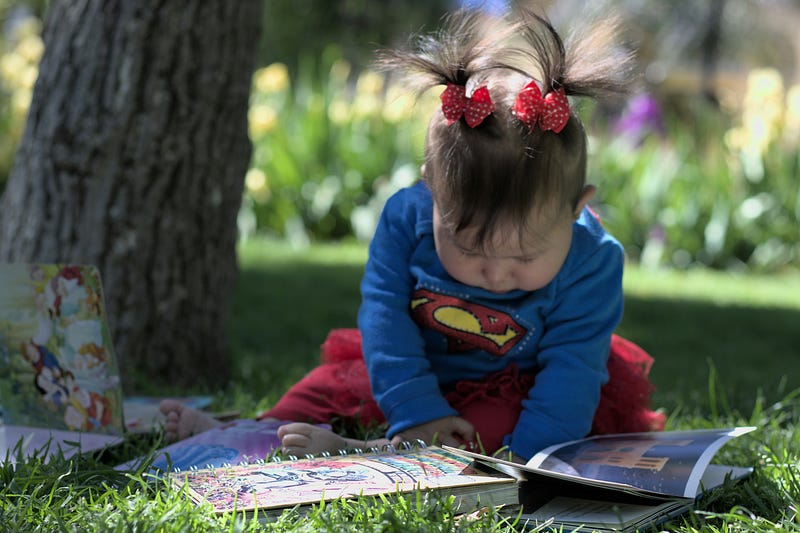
left=0, top=0, right=263, bottom=392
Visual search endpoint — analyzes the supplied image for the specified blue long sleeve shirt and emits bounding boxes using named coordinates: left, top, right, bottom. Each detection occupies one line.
left=357, top=181, right=624, bottom=459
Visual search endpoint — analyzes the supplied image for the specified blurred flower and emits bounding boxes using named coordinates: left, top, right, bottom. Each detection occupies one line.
left=328, top=99, right=350, bottom=124
left=248, top=104, right=278, bottom=136
left=725, top=68, right=791, bottom=183
left=783, top=84, right=800, bottom=148
left=19, top=65, right=38, bottom=90
left=351, top=70, right=384, bottom=119
left=0, top=52, right=27, bottom=87
left=253, top=63, right=289, bottom=94
left=612, top=93, right=665, bottom=145
left=355, top=70, right=384, bottom=97
left=11, top=88, right=32, bottom=117
left=352, top=93, right=380, bottom=119
left=16, top=35, right=44, bottom=63
left=740, top=68, right=784, bottom=156
left=245, top=168, right=270, bottom=203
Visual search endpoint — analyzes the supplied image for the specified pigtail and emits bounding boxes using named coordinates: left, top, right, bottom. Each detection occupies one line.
left=514, top=8, right=635, bottom=99
left=374, top=10, right=515, bottom=95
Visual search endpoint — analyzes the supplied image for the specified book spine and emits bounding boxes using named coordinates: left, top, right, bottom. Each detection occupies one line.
left=171, top=440, right=429, bottom=473
left=277, top=439, right=428, bottom=463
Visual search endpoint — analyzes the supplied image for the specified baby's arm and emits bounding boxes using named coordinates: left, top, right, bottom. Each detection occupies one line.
left=509, top=234, right=624, bottom=458
left=390, top=415, right=475, bottom=448
left=359, top=187, right=460, bottom=440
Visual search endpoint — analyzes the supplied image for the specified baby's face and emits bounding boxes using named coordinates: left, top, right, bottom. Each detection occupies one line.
left=432, top=204, right=573, bottom=293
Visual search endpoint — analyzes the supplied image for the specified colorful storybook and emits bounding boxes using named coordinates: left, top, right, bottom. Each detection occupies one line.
left=171, top=443, right=517, bottom=519
left=0, top=264, right=125, bottom=463
left=445, top=426, right=756, bottom=532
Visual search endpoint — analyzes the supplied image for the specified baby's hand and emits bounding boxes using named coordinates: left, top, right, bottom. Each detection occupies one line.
left=391, top=416, right=475, bottom=448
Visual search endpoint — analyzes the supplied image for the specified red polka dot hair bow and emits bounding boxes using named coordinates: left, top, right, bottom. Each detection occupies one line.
left=513, top=80, right=571, bottom=133
left=440, top=83, right=496, bottom=128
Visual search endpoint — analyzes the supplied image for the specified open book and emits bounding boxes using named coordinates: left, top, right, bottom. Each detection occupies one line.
left=445, top=426, right=756, bottom=532
left=171, top=443, right=517, bottom=520
left=0, top=264, right=126, bottom=463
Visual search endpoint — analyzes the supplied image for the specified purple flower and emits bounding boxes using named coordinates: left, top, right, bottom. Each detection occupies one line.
left=613, top=93, right=666, bottom=144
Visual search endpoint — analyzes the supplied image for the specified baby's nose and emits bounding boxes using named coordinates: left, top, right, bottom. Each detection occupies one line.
left=482, top=261, right=506, bottom=284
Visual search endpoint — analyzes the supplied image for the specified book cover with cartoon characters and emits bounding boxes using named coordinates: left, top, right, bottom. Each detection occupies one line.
left=0, top=264, right=124, bottom=436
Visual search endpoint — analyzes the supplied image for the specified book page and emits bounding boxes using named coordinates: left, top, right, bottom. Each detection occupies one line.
left=0, top=424, right=123, bottom=465
left=527, top=427, right=756, bottom=498
left=520, top=496, right=688, bottom=529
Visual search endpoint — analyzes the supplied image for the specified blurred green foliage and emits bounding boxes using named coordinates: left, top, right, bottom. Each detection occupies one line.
left=241, top=49, right=436, bottom=244
left=258, top=0, right=451, bottom=72
left=593, top=71, right=800, bottom=272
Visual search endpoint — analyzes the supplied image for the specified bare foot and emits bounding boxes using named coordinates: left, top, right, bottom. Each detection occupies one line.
left=277, top=422, right=391, bottom=457
left=159, top=399, right=221, bottom=442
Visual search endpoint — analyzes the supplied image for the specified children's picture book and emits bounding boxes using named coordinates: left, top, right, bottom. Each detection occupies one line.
left=0, top=263, right=125, bottom=463
left=119, top=418, right=331, bottom=472
left=172, top=444, right=518, bottom=519
left=444, top=426, right=756, bottom=532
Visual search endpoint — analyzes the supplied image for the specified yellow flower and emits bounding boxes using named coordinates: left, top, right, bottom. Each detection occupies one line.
left=724, top=127, right=745, bottom=152
left=254, top=63, right=289, bottom=94
left=355, top=70, right=384, bottom=97
left=16, top=35, right=44, bottom=64
left=783, top=85, right=800, bottom=148
left=352, top=94, right=380, bottom=119
left=744, top=68, right=783, bottom=106
left=11, top=89, right=32, bottom=117
left=740, top=68, right=785, bottom=155
left=245, top=168, right=270, bottom=203
left=328, top=99, right=350, bottom=125
left=19, top=65, right=38, bottom=90
left=0, top=52, right=26, bottom=87
left=248, top=104, right=278, bottom=136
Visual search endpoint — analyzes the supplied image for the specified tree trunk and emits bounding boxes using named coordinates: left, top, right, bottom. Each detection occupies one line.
left=0, top=0, right=263, bottom=392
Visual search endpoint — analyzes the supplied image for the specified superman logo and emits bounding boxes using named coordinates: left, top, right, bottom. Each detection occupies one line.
left=409, top=289, right=526, bottom=356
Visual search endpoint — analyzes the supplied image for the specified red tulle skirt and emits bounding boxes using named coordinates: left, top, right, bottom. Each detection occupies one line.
left=258, top=328, right=665, bottom=453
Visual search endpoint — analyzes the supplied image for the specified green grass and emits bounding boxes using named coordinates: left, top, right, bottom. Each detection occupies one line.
left=619, top=268, right=800, bottom=414
left=2, top=237, right=799, bottom=531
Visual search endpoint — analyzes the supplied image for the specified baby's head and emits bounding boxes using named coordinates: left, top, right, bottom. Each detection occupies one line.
left=379, top=8, right=631, bottom=292
left=426, top=68, right=588, bottom=233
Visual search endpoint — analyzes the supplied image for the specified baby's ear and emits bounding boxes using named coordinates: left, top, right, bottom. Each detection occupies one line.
left=574, top=185, right=596, bottom=219
left=420, top=164, right=426, bottom=178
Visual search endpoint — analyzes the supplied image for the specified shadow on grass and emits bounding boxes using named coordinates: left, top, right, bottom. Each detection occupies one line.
left=229, top=261, right=364, bottom=397
left=618, top=295, right=800, bottom=414
left=230, top=259, right=800, bottom=416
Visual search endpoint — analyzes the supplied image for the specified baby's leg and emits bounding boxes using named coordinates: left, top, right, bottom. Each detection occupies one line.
left=159, top=399, right=221, bottom=442
left=278, top=422, right=391, bottom=456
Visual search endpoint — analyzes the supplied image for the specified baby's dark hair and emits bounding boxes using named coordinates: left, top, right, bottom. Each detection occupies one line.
left=376, top=7, right=633, bottom=247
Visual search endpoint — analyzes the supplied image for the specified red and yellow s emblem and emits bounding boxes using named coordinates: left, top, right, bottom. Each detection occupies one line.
left=410, top=289, right=526, bottom=356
